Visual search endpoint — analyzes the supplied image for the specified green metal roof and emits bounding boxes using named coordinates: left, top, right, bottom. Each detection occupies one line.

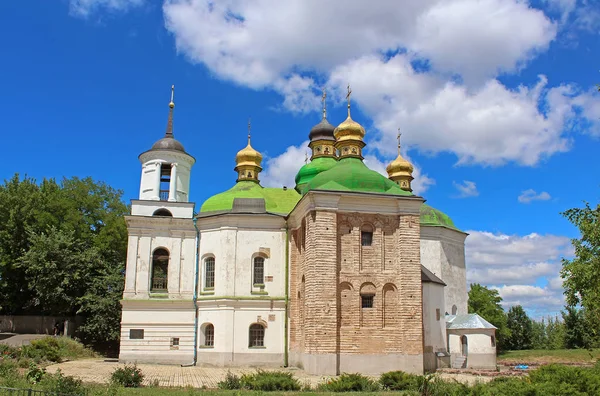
left=199, top=181, right=301, bottom=215
left=302, top=157, right=413, bottom=196
left=420, top=204, right=459, bottom=230
left=295, top=157, right=338, bottom=191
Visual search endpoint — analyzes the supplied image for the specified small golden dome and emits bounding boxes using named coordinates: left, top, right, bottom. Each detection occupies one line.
left=386, top=154, right=414, bottom=176
left=334, top=115, right=366, bottom=143
left=235, top=138, right=263, bottom=170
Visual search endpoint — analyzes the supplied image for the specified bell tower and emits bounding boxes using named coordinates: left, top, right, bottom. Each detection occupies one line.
left=132, top=86, right=196, bottom=218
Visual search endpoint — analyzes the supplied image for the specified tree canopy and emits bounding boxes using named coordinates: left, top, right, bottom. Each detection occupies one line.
left=506, top=305, right=533, bottom=350
left=0, top=174, right=128, bottom=346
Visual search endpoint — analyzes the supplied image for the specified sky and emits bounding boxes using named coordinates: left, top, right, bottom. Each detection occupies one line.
left=2, top=0, right=600, bottom=318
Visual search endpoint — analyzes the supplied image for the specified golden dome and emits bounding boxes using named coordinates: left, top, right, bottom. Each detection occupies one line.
left=334, top=114, right=366, bottom=143
left=235, top=136, right=263, bottom=170
left=386, top=153, right=414, bottom=176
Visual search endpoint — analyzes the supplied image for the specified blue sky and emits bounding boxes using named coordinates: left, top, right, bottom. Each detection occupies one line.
left=2, top=0, right=600, bottom=317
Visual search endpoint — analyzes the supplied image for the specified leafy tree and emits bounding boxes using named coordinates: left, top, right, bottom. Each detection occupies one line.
left=530, top=318, right=548, bottom=350
left=506, top=305, right=533, bottom=350
left=546, top=315, right=566, bottom=350
left=562, top=306, right=593, bottom=349
left=561, top=201, right=600, bottom=338
left=468, top=283, right=510, bottom=350
left=0, top=174, right=128, bottom=347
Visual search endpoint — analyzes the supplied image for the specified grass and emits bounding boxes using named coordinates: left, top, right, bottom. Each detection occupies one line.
left=498, top=348, right=600, bottom=364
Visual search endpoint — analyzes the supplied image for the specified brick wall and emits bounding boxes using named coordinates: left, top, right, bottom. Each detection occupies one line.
left=290, top=209, right=423, bottom=358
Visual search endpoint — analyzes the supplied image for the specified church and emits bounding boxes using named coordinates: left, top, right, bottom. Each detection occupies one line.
left=118, top=87, right=497, bottom=375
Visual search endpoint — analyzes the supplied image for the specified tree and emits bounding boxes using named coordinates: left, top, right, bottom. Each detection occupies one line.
left=562, top=306, right=593, bottom=349
left=505, top=305, right=533, bottom=350
left=468, top=283, right=510, bottom=350
left=561, top=201, right=600, bottom=338
left=0, top=174, right=128, bottom=347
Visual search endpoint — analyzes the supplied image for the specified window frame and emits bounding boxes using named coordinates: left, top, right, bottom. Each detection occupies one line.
left=204, top=257, right=215, bottom=290
left=204, top=324, right=214, bottom=347
left=253, top=256, right=265, bottom=286
left=249, top=323, right=265, bottom=348
left=150, top=248, right=169, bottom=292
left=361, top=294, right=374, bottom=309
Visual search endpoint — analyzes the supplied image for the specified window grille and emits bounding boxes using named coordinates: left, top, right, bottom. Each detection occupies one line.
left=361, top=295, right=374, bottom=309
left=204, top=324, right=214, bottom=347
left=205, top=257, right=215, bottom=288
left=253, top=257, right=265, bottom=285
left=249, top=324, right=265, bottom=347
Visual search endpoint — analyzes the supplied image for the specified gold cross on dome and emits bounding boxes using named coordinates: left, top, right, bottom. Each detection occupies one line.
left=321, top=87, right=327, bottom=118
left=247, top=117, right=251, bottom=144
left=397, top=128, right=402, bottom=154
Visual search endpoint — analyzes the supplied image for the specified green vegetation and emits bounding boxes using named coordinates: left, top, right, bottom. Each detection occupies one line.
left=468, top=284, right=509, bottom=349
left=498, top=348, right=600, bottom=364
left=111, top=365, right=144, bottom=388
left=0, top=336, right=95, bottom=365
left=317, top=373, right=380, bottom=392
left=0, top=174, right=128, bottom=348
left=218, top=370, right=300, bottom=391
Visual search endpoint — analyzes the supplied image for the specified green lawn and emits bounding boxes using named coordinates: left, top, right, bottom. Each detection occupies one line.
left=498, top=348, right=600, bottom=364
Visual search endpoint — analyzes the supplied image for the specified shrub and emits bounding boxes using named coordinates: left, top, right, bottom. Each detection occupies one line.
left=22, top=337, right=61, bottom=362
left=0, top=344, right=20, bottom=359
left=0, top=360, right=19, bottom=386
left=110, top=364, right=144, bottom=388
left=529, top=364, right=600, bottom=395
left=317, top=373, right=380, bottom=392
left=218, top=371, right=242, bottom=390
left=379, top=370, right=422, bottom=391
left=41, top=369, right=85, bottom=395
left=26, top=363, right=46, bottom=384
left=240, top=369, right=301, bottom=391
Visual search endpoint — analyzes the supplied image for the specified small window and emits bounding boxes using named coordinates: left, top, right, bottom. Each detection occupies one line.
left=361, top=225, right=374, bottom=246
left=205, top=257, right=215, bottom=289
left=170, top=337, right=179, bottom=349
left=130, top=329, right=144, bottom=339
left=491, top=335, right=496, bottom=347
left=153, top=208, right=173, bottom=217
left=253, top=257, right=265, bottom=286
left=436, top=309, right=441, bottom=321
left=204, top=324, right=214, bottom=347
left=452, top=305, right=458, bottom=315
left=361, top=295, right=374, bottom=309
left=249, top=323, right=265, bottom=347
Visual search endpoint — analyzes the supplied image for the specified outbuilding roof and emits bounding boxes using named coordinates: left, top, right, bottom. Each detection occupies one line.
left=446, top=314, right=497, bottom=330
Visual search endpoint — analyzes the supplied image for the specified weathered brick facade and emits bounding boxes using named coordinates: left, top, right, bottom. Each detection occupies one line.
left=289, top=203, right=423, bottom=374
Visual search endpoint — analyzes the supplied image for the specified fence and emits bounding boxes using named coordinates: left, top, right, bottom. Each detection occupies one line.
left=0, top=387, right=79, bottom=396
left=0, top=316, right=82, bottom=336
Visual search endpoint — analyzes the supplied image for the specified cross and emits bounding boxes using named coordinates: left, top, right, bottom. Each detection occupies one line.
left=346, top=84, right=352, bottom=106
left=247, top=118, right=251, bottom=143
left=321, top=87, right=327, bottom=118
left=397, top=128, right=402, bottom=155
left=170, top=85, right=175, bottom=103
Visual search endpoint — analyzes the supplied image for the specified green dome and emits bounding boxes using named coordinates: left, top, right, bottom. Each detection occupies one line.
left=295, top=157, right=338, bottom=191
left=420, top=204, right=459, bottom=230
left=200, top=181, right=301, bottom=215
left=303, top=157, right=413, bottom=196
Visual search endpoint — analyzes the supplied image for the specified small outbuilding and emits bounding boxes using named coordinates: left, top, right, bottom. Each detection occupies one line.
left=446, top=314, right=496, bottom=369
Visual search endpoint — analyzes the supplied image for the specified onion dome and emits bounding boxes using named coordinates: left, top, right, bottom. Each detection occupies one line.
left=420, top=204, right=459, bottom=230
left=309, top=118, right=336, bottom=142
left=150, top=85, right=187, bottom=153
left=386, top=130, right=414, bottom=192
left=295, top=156, right=337, bottom=192
left=334, top=85, right=366, bottom=159
left=234, top=121, right=263, bottom=183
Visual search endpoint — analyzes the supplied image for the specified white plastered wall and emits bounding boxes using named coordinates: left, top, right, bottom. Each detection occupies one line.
left=422, top=282, right=447, bottom=371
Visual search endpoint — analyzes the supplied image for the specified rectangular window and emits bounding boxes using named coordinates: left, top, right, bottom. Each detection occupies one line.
left=436, top=308, right=441, bottom=321
left=159, top=164, right=171, bottom=201
left=129, top=329, right=144, bottom=339
left=361, top=295, right=374, bottom=309
left=170, top=337, right=180, bottom=347
left=205, top=258, right=215, bottom=289
left=361, top=231, right=373, bottom=246
left=253, top=257, right=265, bottom=285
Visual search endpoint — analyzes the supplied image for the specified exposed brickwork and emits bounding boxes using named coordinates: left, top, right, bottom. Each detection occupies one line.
left=289, top=208, right=423, bottom=359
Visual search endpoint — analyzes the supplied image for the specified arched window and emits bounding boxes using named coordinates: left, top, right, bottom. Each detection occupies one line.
left=151, top=248, right=169, bottom=292
left=200, top=323, right=214, bottom=347
left=204, top=257, right=215, bottom=289
left=249, top=323, right=265, bottom=347
left=491, top=335, right=496, bottom=347
left=452, top=305, right=458, bottom=315
left=361, top=224, right=373, bottom=247
left=152, top=208, right=173, bottom=217
left=253, top=257, right=265, bottom=286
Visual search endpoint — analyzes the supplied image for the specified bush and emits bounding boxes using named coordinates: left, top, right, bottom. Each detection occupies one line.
left=318, top=373, right=380, bottom=392
left=240, top=370, right=301, bottom=391
left=41, top=369, right=85, bottom=395
left=0, top=359, right=19, bottom=385
left=379, top=370, right=422, bottom=391
left=217, top=371, right=242, bottom=390
left=22, top=337, right=61, bottom=362
left=528, top=364, right=600, bottom=395
left=0, top=344, right=20, bottom=359
left=110, top=364, right=144, bottom=388
left=26, top=363, right=46, bottom=384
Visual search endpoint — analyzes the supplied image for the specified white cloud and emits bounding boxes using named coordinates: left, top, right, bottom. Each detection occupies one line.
left=261, top=141, right=309, bottom=188
left=466, top=231, right=573, bottom=314
left=518, top=189, right=552, bottom=203
left=452, top=180, right=478, bottom=198
left=69, top=0, right=144, bottom=17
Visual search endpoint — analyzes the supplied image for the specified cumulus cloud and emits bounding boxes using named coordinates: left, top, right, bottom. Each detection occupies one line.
left=518, top=189, right=552, bottom=203
left=69, top=0, right=144, bottom=17
left=452, top=180, right=479, bottom=198
left=260, top=141, right=309, bottom=188
left=158, top=0, right=600, bottom=168
left=466, top=231, right=573, bottom=314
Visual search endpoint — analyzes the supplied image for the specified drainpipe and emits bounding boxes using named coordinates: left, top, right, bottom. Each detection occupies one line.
left=183, top=217, right=200, bottom=367
left=284, top=225, right=289, bottom=367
